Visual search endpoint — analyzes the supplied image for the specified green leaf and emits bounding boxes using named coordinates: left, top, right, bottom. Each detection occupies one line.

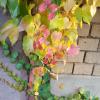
left=79, top=88, right=85, bottom=95
left=74, top=7, right=83, bottom=22
left=19, top=15, right=33, bottom=31
left=3, top=49, right=10, bottom=56
left=25, top=63, right=31, bottom=70
left=23, top=35, right=34, bottom=56
left=49, top=14, right=64, bottom=30
left=18, top=0, right=28, bottom=16
left=52, top=0, right=61, bottom=5
left=42, top=73, right=50, bottom=83
left=35, top=60, right=43, bottom=66
left=39, top=83, right=51, bottom=99
left=19, top=59, right=25, bottom=65
left=11, top=51, right=18, bottom=59
left=35, top=50, right=45, bottom=59
left=33, top=55, right=38, bottom=61
left=16, top=63, right=23, bottom=70
left=0, top=0, right=7, bottom=8
left=7, top=0, right=19, bottom=18
left=82, top=5, right=92, bottom=24
left=2, top=42, right=9, bottom=50
left=41, top=14, right=49, bottom=27
left=10, top=58, right=16, bottom=63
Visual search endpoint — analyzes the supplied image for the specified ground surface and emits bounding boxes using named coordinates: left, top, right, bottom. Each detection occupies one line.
left=51, top=75, right=100, bottom=98
left=0, top=47, right=28, bottom=100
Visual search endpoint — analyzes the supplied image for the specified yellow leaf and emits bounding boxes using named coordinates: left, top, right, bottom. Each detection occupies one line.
left=0, top=19, right=19, bottom=45
left=90, top=5, right=96, bottom=17
left=64, top=0, right=75, bottom=12
left=9, top=27, right=19, bottom=45
left=64, top=17, right=72, bottom=29
left=96, top=0, right=100, bottom=7
left=28, top=3, right=35, bottom=15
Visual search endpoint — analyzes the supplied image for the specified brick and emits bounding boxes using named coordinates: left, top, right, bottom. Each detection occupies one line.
left=91, top=24, right=100, bottom=38
left=52, top=62, right=73, bottom=74
left=92, top=8, right=100, bottom=23
left=78, top=38, right=99, bottom=51
left=85, top=52, right=100, bottom=64
left=67, top=51, right=85, bottom=63
left=93, top=65, right=100, bottom=76
left=73, top=63, right=93, bottom=75
left=78, top=24, right=90, bottom=36
left=98, top=41, right=100, bottom=51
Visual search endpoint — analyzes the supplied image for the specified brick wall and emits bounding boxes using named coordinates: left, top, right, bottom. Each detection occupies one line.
left=52, top=8, right=100, bottom=76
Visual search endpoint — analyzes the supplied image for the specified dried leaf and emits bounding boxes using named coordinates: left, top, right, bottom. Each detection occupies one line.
left=64, top=0, right=75, bottom=12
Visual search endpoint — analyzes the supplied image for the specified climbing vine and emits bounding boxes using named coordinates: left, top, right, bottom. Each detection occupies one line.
left=0, top=0, right=100, bottom=99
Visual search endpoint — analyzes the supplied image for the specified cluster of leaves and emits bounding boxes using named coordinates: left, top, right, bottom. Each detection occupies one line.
left=0, top=0, right=28, bottom=18
left=0, top=0, right=100, bottom=99
left=0, top=0, right=99, bottom=67
left=2, top=41, right=31, bottom=73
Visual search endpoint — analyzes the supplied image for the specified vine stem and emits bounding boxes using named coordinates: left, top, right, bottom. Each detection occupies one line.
left=0, top=62, right=28, bottom=91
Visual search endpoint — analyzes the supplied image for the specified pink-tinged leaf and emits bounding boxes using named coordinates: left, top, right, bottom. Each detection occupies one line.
left=38, top=3, right=47, bottom=13
left=40, top=25, right=47, bottom=32
left=48, top=12, right=55, bottom=20
left=67, top=45, right=80, bottom=56
left=55, top=52, right=64, bottom=59
left=44, top=0, right=51, bottom=5
left=43, top=58, right=49, bottom=64
left=49, top=4, right=58, bottom=12
left=32, top=67, right=45, bottom=76
left=50, top=59, right=57, bottom=65
left=51, top=31, right=62, bottom=41
left=45, top=50, right=53, bottom=59
left=38, top=37, right=45, bottom=44
left=33, top=41, right=42, bottom=50
left=40, top=25, right=50, bottom=38
left=43, top=28, right=50, bottom=38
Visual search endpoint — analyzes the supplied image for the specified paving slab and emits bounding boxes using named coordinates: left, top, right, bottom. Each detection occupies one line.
left=51, top=74, right=100, bottom=98
left=0, top=47, right=28, bottom=100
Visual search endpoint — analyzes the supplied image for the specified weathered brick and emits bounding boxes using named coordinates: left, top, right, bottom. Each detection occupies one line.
left=78, top=24, right=90, bottom=36
left=93, top=64, right=100, bottom=76
left=52, top=62, right=73, bottom=74
left=91, top=24, right=100, bottom=38
left=85, top=52, right=100, bottom=64
left=78, top=38, right=99, bottom=51
left=98, top=41, right=100, bottom=51
left=92, top=8, right=100, bottom=23
left=73, top=63, right=93, bottom=75
left=67, top=51, right=85, bottom=63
